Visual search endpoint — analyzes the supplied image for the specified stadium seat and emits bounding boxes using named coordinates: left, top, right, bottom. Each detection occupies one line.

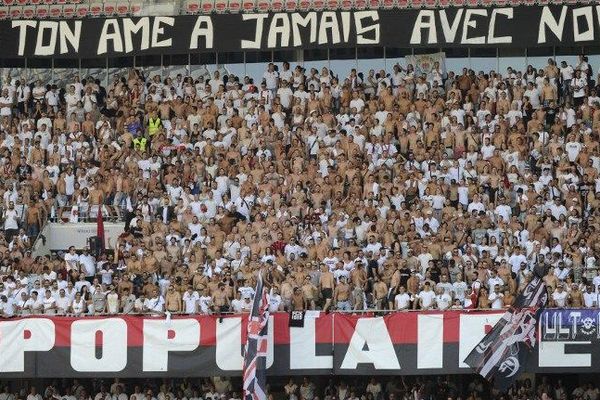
left=116, top=2, right=129, bottom=15
left=2, top=0, right=14, bottom=6
left=0, top=6, right=7, bottom=18
left=284, top=0, right=296, bottom=9
left=36, top=4, right=49, bottom=17
left=103, top=1, right=116, bottom=15
left=467, top=0, right=479, bottom=5
left=62, top=3, right=75, bottom=16
left=411, top=0, right=424, bottom=7
left=270, top=0, right=282, bottom=10
left=90, top=2, right=103, bottom=16
left=256, top=0, right=270, bottom=11
left=214, top=0, right=226, bottom=12
left=76, top=3, right=88, bottom=16
left=367, top=0, right=381, bottom=8
left=312, top=0, right=324, bottom=10
left=43, top=0, right=55, bottom=4
left=130, top=1, right=141, bottom=15
left=49, top=4, right=62, bottom=16
left=354, top=0, right=366, bottom=8
left=340, top=0, right=353, bottom=10
left=185, top=0, right=200, bottom=13
left=22, top=4, right=34, bottom=17
left=242, top=0, right=255, bottom=12
left=382, top=0, right=395, bottom=8
left=200, top=0, right=214, bottom=13
left=227, top=0, right=241, bottom=13
left=298, top=0, right=310, bottom=10
left=16, top=0, right=27, bottom=5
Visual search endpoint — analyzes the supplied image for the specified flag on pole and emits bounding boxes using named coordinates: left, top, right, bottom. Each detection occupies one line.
left=243, top=273, right=269, bottom=400
left=464, top=274, right=547, bottom=391
left=96, top=207, right=105, bottom=254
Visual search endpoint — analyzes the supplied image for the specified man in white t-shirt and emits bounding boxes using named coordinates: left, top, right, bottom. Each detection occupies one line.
left=394, top=286, right=411, bottom=310
left=144, top=289, right=164, bottom=314
left=0, top=89, right=12, bottom=117
left=64, top=246, right=81, bottom=273
left=3, top=201, right=19, bottom=242
left=199, top=288, right=213, bottom=314
left=583, top=285, right=597, bottom=308
left=262, top=63, right=279, bottom=94
left=268, top=287, right=283, bottom=312
left=552, top=284, right=569, bottom=308
left=488, top=285, right=505, bottom=309
left=42, top=290, right=56, bottom=315
left=182, top=286, right=200, bottom=314
left=55, top=289, right=71, bottom=315
left=434, top=288, right=452, bottom=310
left=417, top=282, right=436, bottom=310
left=0, top=295, right=14, bottom=317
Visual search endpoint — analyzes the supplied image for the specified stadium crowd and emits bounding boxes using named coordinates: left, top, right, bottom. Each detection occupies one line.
left=0, top=375, right=593, bottom=400
left=0, top=54, right=600, bottom=316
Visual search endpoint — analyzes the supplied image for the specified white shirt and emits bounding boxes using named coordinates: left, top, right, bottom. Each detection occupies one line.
left=144, top=296, right=165, bottom=313
left=489, top=291, right=504, bottom=309
left=435, top=293, right=452, bottom=310
left=394, top=292, right=411, bottom=310
left=418, top=290, right=436, bottom=309
left=79, top=254, right=96, bottom=276
left=552, top=290, right=568, bottom=307
left=583, top=291, right=597, bottom=308
left=182, top=291, right=199, bottom=314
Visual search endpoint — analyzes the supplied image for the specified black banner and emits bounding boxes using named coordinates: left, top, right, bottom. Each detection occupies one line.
left=464, top=276, right=547, bottom=390
left=1, top=5, right=599, bottom=58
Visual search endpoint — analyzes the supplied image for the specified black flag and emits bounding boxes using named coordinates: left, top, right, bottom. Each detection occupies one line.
left=464, top=275, right=547, bottom=391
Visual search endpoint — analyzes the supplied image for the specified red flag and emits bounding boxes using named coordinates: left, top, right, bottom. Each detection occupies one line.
left=97, top=208, right=105, bottom=253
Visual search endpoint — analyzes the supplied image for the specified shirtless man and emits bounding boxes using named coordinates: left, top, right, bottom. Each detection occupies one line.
left=333, top=276, right=351, bottom=311
left=25, top=200, right=43, bottom=238
left=291, top=287, right=305, bottom=311
left=89, top=182, right=104, bottom=219
left=212, top=283, right=230, bottom=313
left=372, top=276, right=389, bottom=310
left=165, top=285, right=182, bottom=312
left=301, top=276, right=317, bottom=310
left=319, top=264, right=334, bottom=312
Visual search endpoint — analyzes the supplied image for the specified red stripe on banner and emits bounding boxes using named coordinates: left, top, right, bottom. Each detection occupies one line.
left=386, top=313, right=418, bottom=344
left=315, top=313, right=334, bottom=343
left=127, top=317, right=144, bottom=346
left=273, top=313, right=290, bottom=345
left=200, top=315, right=217, bottom=346
left=5, top=311, right=508, bottom=348
left=443, top=311, right=460, bottom=343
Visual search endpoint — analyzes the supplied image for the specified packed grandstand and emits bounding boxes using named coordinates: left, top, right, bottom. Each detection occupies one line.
left=0, top=55, right=598, bottom=316
left=1, top=0, right=600, bottom=393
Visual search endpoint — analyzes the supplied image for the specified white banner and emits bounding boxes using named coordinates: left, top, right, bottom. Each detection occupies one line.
left=405, top=52, right=447, bottom=81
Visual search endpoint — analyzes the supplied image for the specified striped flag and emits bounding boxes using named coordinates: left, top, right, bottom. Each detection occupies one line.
left=243, top=273, right=269, bottom=400
left=464, top=275, right=547, bottom=391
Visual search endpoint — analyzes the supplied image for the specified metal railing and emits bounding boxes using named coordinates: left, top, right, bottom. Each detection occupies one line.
left=0, top=307, right=582, bottom=319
